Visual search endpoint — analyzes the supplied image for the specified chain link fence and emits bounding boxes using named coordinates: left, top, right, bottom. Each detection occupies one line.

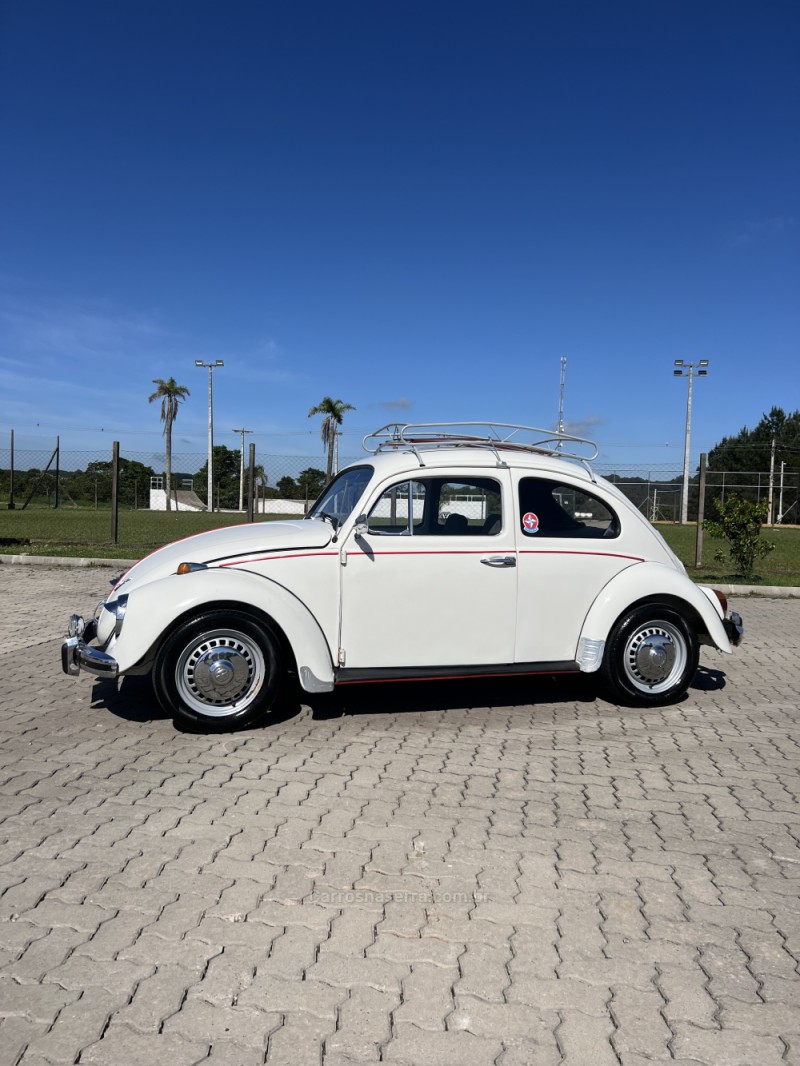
left=1, top=439, right=797, bottom=539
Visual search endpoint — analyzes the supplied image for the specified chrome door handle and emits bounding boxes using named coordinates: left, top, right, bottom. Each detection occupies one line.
left=480, top=555, right=516, bottom=567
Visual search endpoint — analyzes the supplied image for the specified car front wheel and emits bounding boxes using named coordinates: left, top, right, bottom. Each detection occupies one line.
left=153, top=610, right=284, bottom=731
left=600, top=604, right=699, bottom=707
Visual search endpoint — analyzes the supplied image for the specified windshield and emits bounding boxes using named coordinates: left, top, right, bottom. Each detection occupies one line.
left=306, top=465, right=373, bottom=527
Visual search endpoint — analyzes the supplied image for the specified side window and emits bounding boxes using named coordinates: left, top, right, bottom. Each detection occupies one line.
left=367, top=480, right=427, bottom=535
left=435, top=478, right=502, bottom=536
left=518, top=478, right=618, bottom=539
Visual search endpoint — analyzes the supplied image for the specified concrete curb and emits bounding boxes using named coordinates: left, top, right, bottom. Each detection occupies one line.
left=1, top=553, right=798, bottom=596
left=0, top=554, right=136, bottom=569
left=705, top=582, right=800, bottom=598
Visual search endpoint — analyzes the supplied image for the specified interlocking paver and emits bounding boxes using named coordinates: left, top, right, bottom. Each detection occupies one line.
left=0, top=564, right=798, bottom=1065
left=78, top=1023, right=210, bottom=1066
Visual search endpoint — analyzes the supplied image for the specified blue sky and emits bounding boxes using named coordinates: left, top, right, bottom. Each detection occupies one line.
left=1, top=0, right=797, bottom=472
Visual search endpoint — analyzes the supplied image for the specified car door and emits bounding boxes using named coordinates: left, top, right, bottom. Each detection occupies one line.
left=338, top=470, right=517, bottom=670
left=512, top=473, right=641, bottom=663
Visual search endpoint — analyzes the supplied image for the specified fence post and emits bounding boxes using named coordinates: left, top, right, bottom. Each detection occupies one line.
left=111, top=441, right=120, bottom=545
left=247, top=442, right=256, bottom=522
left=694, top=453, right=707, bottom=568
left=54, top=436, right=60, bottom=509
left=7, top=430, right=14, bottom=509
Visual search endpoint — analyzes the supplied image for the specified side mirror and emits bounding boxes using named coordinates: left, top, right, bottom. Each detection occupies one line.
left=354, top=514, right=369, bottom=537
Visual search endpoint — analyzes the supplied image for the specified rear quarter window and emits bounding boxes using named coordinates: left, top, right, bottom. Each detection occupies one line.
left=518, top=478, right=619, bottom=538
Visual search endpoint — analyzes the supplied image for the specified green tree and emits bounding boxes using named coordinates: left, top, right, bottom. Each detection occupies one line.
left=704, top=495, right=775, bottom=580
left=297, top=467, right=326, bottom=503
left=709, top=407, right=800, bottom=474
left=277, top=476, right=298, bottom=498
left=85, top=458, right=156, bottom=508
left=308, top=397, right=356, bottom=483
left=195, top=445, right=240, bottom=510
left=148, top=377, right=190, bottom=511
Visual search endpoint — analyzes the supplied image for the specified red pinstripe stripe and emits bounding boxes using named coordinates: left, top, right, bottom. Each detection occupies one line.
left=220, top=548, right=643, bottom=564
left=221, top=551, right=339, bottom=566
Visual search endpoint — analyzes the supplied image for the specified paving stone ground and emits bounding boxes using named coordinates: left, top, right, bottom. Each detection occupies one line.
left=0, top=563, right=798, bottom=1066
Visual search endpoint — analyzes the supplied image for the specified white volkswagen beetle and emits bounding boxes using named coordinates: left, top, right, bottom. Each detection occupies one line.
left=62, top=423, right=743, bottom=730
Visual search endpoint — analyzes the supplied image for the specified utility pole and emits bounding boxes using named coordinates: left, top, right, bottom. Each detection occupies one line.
left=232, top=428, right=253, bottom=512
left=767, top=435, right=776, bottom=526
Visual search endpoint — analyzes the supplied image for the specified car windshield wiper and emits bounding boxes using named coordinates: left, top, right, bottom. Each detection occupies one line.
left=316, top=510, right=341, bottom=531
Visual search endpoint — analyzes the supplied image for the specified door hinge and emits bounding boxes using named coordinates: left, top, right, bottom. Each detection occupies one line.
left=337, top=647, right=346, bottom=666
left=340, top=548, right=348, bottom=566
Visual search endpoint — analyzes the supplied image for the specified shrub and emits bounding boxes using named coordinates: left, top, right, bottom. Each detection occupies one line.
left=704, top=494, right=774, bottom=579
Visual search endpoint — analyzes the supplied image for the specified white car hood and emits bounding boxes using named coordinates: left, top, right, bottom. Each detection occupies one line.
left=112, top=519, right=334, bottom=595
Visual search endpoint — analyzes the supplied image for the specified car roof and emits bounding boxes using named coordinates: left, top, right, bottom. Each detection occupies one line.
left=345, top=444, right=600, bottom=485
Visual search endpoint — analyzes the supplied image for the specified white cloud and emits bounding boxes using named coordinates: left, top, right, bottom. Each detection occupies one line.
left=563, top=415, right=605, bottom=438
left=729, top=216, right=795, bottom=248
left=0, top=296, right=173, bottom=362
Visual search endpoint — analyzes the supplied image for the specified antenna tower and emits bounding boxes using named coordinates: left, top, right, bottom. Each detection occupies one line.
left=557, top=355, right=567, bottom=448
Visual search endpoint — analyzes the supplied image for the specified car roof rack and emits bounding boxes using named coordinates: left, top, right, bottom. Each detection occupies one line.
left=363, top=422, right=599, bottom=468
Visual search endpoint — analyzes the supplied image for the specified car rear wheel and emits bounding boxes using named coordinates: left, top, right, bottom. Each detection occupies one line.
left=600, top=604, right=699, bottom=707
left=153, top=610, right=284, bottom=731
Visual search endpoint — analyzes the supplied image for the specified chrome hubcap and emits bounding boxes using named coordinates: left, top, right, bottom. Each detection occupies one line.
left=623, top=622, right=686, bottom=692
left=176, top=631, right=265, bottom=717
left=633, top=634, right=675, bottom=681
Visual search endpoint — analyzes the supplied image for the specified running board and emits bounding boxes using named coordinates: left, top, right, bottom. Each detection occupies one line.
left=335, top=661, right=580, bottom=685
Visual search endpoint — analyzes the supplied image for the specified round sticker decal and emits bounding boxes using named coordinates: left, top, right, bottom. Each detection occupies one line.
left=522, top=511, right=539, bottom=534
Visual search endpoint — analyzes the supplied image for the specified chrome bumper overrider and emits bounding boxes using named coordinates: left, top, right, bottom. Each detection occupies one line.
left=61, top=617, right=119, bottom=679
left=723, top=611, right=744, bottom=647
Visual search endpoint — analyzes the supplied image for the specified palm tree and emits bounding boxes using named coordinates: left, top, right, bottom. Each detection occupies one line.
left=308, top=396, right=356, bottom=483
left=148, top=377, right=190, bottom=511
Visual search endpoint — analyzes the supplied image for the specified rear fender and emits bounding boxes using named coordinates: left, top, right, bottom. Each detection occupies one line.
left=576, top=563, right=733, bottom=672
left=109, top=567, right=335, bottom=691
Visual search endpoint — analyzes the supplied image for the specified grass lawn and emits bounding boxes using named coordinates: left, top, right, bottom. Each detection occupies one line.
left=657, top=522, right=800, bottom=586
left=0, top=507, right=285, bottom=560
left=1, top=506, right=798, bottom=585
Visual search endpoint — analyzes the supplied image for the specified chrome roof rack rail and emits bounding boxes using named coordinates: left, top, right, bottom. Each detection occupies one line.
left=362, top=422, right=599, bottom=465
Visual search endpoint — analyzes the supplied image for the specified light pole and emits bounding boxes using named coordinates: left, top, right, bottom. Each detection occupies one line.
left=195, top=359, right=224, bottom=511
left=232, top=427, right=253, bottom=512
left=673, top=359, right=709, bottom=524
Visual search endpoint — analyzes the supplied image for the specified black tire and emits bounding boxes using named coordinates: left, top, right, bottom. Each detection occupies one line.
left=600, top=604, right=699, bottom=707
left=153, top=610, right=284, bottom=731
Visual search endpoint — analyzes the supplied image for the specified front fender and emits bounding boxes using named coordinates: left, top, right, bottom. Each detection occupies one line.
left=109, top=568, right=335, bottom=691
left=576, top=563, right=733, bottom=672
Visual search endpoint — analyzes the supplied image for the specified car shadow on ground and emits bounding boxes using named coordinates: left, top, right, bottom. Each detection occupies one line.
left=91, top=674, right=304, bottom=731
left=90, top=667, right=723, bottom=731
left=91, top=676, right=169, bottom=723
left=691, top=664, right=727, bottom=692
left=307, top=672, right=601, bottom=720
left=90, top=672, right=600, bottom=728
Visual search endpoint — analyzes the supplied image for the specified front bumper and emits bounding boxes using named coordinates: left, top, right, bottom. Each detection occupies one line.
left=61, top=618, right=119, bottom=679
left=723, top=610, right=744, bottom=647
